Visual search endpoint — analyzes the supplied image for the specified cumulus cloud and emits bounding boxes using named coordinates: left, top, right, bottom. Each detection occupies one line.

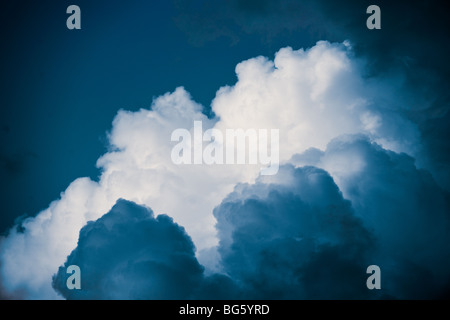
left=0, top=40, right=439, bottom=299
left=0, top=177, right=105, bottom=299
left=212, top=41, right=419, bottom=158
left=0, top=87, right=227, bottom=299
left=52, top=157, right=450, bottom=299
left=52, top=199, right=204, bottom=299
left=291, top=135, right=450, bottom=298
left=174, top=0, right=450, bottom=191
left=213, top=164, right=376, bottom=299
left=49, top=165, right=374, bottom=300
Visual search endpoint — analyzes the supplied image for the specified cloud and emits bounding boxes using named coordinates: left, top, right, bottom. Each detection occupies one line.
left=0, top=40, right=435, bottom=299
left=212, top=41, right=419, bottom=158
left=213, top=164, right=376, bottom=299
left=52, top=199, right=204, bottom=299
left=52, top=154, right=450, bottom=299
left=291, top=135, right=450, bottom=298
left=174, top=0, right=450, bottom=191
left=50, top=165, right=374, bottom=300
left=52, top=198, right=242, bottom=300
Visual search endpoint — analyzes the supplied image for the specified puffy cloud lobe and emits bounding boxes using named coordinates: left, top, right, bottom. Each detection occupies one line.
left=175, top=0, right=450, bottom=191
left=292, top=135, right=450, bottom=298
left=213, top=165, right=376, bottom=299
left=0, top=177, right=106, bottom=299
left=51, top=165, right=377, bottom=300
left=52, top=199, right=204, bottom=299
left=212, top=41, right=419, bottom=159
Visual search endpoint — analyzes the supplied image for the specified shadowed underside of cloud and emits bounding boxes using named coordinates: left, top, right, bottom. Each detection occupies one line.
left=292, top=135, right=450, bottom=298
left=52, top=199, right=204, bottom=299
left=52, top=152, right=450, bottom=299
left=213, top=165, right=376, bottom=299
left=53, top=166, right=380, bottom=300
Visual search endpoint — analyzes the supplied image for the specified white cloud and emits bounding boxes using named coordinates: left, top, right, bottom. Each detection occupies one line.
left=0, top=41, right=421, bottom=299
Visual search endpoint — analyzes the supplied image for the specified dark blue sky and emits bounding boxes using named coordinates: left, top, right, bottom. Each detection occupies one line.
left=1, top=0, right=449, bottom=237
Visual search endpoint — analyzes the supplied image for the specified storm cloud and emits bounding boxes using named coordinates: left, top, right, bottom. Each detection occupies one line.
left=51, top=148, right=450, bottom=299
left=292, top=135, right=450, bottom=298
left=213, top=164, right=376, bottom=299
left=52, top=199, right=204, bottom=299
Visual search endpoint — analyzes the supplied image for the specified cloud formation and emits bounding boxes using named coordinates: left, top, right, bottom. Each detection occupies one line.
left=213, top=164, right=376, bottom=299
left=50, top=165, right=376, bottom=300
left=292, top=135, right=450, bottom=298
left=52, top=149, right=450, bottom=299
left=0, top=40, right=445, bottom=299
left=52, top=199, right=204, bottom=299
left=174, top=0, right=450, bottom=191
